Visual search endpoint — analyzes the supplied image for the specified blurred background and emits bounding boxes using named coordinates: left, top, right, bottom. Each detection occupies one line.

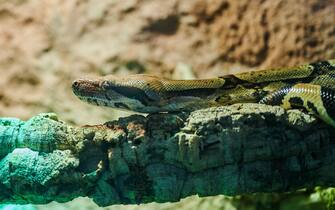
left=0, top=0, right=334, bottom=209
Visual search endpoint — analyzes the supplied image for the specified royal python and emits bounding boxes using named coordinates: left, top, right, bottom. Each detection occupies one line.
left=72, top=60, right=335, bottom=127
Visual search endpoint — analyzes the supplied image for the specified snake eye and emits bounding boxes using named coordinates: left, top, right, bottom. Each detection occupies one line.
left=101, top=81, right=110, bottom=89
left=72, top=81, right=80, bottom=88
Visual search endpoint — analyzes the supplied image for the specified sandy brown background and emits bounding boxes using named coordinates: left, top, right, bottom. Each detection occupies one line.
left=0, top=0, right=334, bottom=209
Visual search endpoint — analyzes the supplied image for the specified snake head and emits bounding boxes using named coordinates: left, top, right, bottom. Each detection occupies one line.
left=72, top=78, right=105, bottom=102
left=72, top=74, right=165, bottom=113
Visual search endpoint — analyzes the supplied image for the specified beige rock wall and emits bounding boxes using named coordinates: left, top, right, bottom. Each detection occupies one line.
left=0, top=0, right=334, bottom=124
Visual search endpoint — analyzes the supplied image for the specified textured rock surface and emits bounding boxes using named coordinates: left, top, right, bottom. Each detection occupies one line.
left=0, top=113, right=80, bottom=157
left=0, top=104, right=334, bottom=206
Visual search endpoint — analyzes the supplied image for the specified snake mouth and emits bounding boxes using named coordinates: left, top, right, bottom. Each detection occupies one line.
left=75, top=95, right=114, bottom=107
left=76, top=94, right=154, bottom=112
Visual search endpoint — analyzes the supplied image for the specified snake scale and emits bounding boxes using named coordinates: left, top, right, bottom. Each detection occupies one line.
left=72, top=60, right=335, bottom=127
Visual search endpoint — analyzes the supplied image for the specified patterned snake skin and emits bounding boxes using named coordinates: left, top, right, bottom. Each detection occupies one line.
left=72, top=60, right=335, bottom=127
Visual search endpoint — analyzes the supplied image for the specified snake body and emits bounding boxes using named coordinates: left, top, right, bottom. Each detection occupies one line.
left=72, top=60, right=335, bottom=127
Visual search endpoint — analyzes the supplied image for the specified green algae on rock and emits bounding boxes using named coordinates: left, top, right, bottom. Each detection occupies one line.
left=0, top=113, right=82, bottom=157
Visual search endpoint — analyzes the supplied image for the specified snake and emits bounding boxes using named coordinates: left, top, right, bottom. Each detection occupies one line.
left=72, top=60, right=335, bottom=127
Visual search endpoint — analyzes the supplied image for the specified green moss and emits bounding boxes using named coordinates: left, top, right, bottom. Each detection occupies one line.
left=312, top=187, right=335, bottom=210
